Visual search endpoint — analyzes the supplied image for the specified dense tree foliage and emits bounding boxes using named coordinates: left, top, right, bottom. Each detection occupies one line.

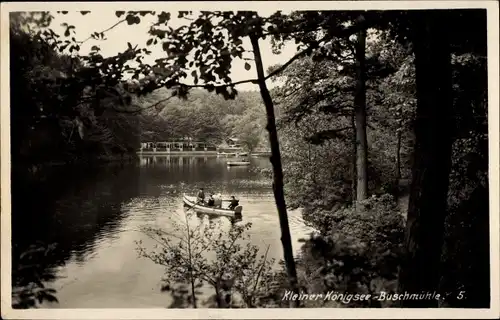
left=10, top=14, right=141, bottom=165
left=272, top=31, right=414, bottom=214
left=135, top=88, right=267, bottom=148
left=270, top=9, right=489, bottom=308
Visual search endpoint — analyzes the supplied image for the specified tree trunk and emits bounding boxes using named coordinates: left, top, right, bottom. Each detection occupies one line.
left=396, top=129, right=402, bottom=182
left=249, top=34, right=300, bottom=308
left=214, top=286, right=222, bottom=308
left=397, top=11, right=454, bottom=307
left=354, top=15, right=368, bottom=201
left=189, top=277, right=197, bottom=308
left=184, top=210, right=198, bottom=308
left=394, top=129, right=403, bottom=199
left=351, top=112, right=357, bottom=204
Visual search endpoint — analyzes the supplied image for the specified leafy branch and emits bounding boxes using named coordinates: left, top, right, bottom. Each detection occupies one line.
left=77, top=19, right=127, bottom=44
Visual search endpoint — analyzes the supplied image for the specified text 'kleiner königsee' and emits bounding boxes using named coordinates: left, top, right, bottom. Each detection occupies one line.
left=282, top=290, right=442, bottom=304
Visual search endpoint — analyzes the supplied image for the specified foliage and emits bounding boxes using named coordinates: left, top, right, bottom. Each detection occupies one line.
left=228, top=103, right=267, bottom=152
left=136, top=88, right=267, bottom=147
left=243, top=195, right=405, bottom=308
left=369, top=37, right=416, bottom=185
left=10, top=14, right=141, bottom=166
left=136, top=213, right=275, bottom=308
left=271, top=11, right=488, bottom=307
left=298, top=194, right=405, bottom=307
left=439, top=51, right=489, bottom=307
left=280, top=123, right=353, bottom=215
left=267, top=34, right=415, bottom=308
left=12, top=243, right=59, bottom=308
left=273, top=34, right=416, bottom=217
left=271, top=55, right=355, bottom=212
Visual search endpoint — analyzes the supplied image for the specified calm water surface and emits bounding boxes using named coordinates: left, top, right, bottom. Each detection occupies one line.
left=12, top=156, right=315, bottom=308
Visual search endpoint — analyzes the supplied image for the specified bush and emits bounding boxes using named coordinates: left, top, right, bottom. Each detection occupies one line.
left=136, top=215, right=276, bottom=308
left=248, top=167, right=273, bottom=179
left=12, top=243, right=59, bottom=308
left=298, top=194, right=405, bottom=307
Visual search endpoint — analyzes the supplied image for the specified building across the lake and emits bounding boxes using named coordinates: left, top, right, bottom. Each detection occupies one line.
left=138, top=137, right=271, bottom=156
left=217, top=137, right=244, bottom=154
left=139, top=138, right=217, bottom=154
left=226, top=137, right=242, bottom=148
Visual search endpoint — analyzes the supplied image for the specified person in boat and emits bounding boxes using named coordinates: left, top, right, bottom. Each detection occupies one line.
left=197, top=188, right=205, bottom=203
left=228, top=196, right=239, bottom=210
left=214, top=193, right=223, bottom=208
left=207, top=194, right=215, bottom=207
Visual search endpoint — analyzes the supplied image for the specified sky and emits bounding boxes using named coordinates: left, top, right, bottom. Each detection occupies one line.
left=46, top=11, right=298, bottom=91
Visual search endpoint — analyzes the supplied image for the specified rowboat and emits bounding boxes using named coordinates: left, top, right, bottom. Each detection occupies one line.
left=182, top=194, right=243, bottom=220
left=227, top=160, right=250, bottom=166
left=217, top=152, right=237, bottom=157
left=236, top=152, right=249, bottom=157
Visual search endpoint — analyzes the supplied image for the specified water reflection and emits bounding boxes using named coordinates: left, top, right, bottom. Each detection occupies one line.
left=11, top=164, right=141, bottom=307
left=140, top=155, right=212, bottom=167
left=11, top=156, right=314, bottom=308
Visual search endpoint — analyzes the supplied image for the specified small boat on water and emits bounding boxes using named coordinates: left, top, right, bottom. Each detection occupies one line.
left=227, top=160, right=250, bottom=166
left=217, top=151, right=238, bottom=157
left=236, top=152, right=249, bottom=157
left=182, top=194, right=243, bottom=220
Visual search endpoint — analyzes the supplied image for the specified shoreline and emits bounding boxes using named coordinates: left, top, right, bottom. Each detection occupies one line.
left=138, top=151, right=218, bottom=156
left=137, top=151, right=271, bottom=157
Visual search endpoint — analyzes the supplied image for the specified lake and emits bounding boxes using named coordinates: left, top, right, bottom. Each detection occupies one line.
left=11, top=155, right=315, bottom=308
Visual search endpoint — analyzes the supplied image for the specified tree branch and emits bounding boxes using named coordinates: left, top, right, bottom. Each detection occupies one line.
left=117, top=17, right=373, bottom=103
left=112, top=93, right=175, bottom=114
left=139, top=46, right=303, bottom=93
left=261, top=26, right=323, bottom=38
left=179, top=78, right=259, bottom=89
left=264, top=20, right=374, bottom=82
left=251, top=244, right=270, bottom=295
left=77, top=19, right=126, bottom=44
left=263, top=36, right=328, bottom=82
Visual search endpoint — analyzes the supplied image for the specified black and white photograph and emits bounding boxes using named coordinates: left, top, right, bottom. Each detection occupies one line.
left=1, top=1, right=499, bottom=319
